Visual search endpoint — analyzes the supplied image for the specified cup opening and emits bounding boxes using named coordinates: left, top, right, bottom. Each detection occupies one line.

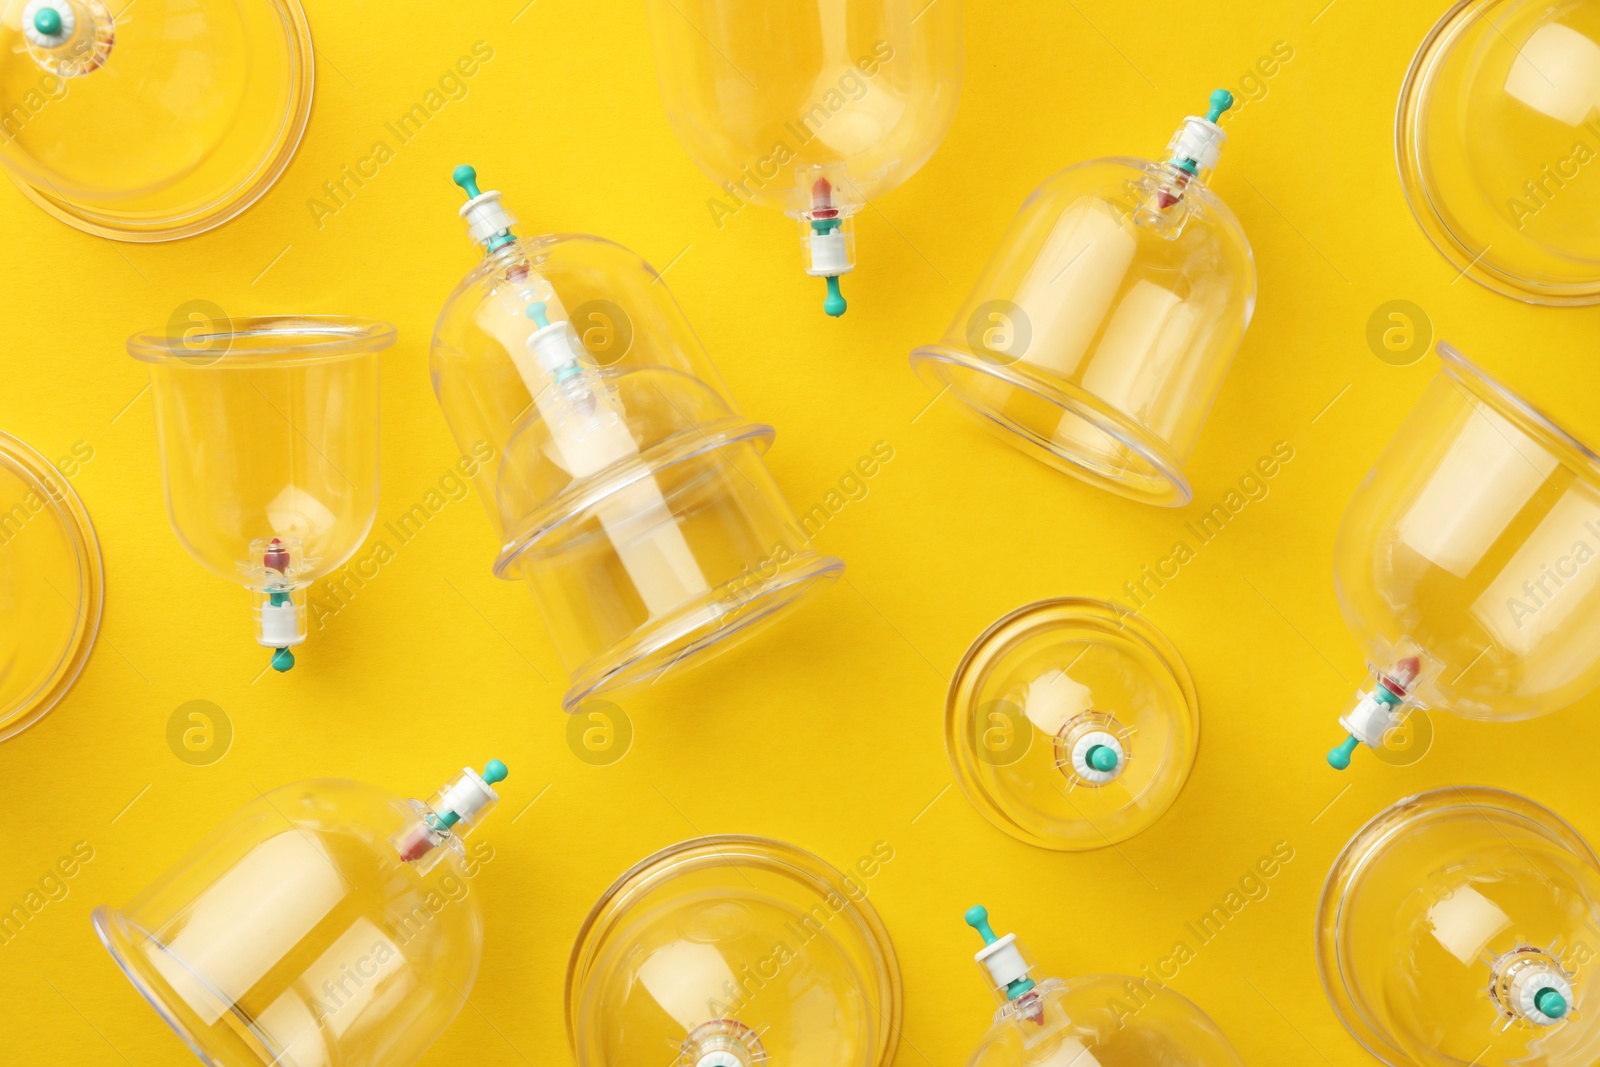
left=910, top=344, right=1191, bottom=507
left=92, top=907, right=224, bottom=1066
left=1437, top=342, right=1600, bottom=488
left=560, top=549, right=843, bottom=711
left=127, top=316, right=397, bottom=367
left=0, top=430, right=103, bottom=742
left=1395, top=0, right=1600, bottom=304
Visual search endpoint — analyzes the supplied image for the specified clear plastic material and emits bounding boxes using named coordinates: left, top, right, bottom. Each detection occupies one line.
left=962, top=907, right=1244, bottom=1067
left=1328, top=343, right=1600, bottom=767
left=911, top=94, right=1255, bottom=506
left=128, top=317, right=391, bottom=672
left=566, top=835, right=901, bottom=1067
left=0, top=429, right=101, bottom=740
left=1398, top=0, right=1600, bottom=303
left=0, top=0, right=312, bottom=240
left=92, top=762, right=508, bottom=1067
left=1318, top=787, right=1600, bottom=1065
left=945, top=598, right=1199, bottom=850
left=433, top=169, right=843, bottom=712
left=645, top=0, right=961, bottom=315
left=967, top=978, right=1246, bottom=1067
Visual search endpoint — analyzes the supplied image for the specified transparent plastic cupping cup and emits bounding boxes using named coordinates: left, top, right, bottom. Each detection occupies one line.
left=566, top=835, right=901, bottom=1067
left=0, top=0, right=313, bottom=240
left=1318, top=788, right=1600, bottom=1065
left=911, top=91, right=1255, bottom=506
left=129, top=316, right=391, bottom=673
left=944, top=598, right=1200, bottom=850
left=433, top=167, right=843, bottom=712
left=1398, top=0, right=1600, bottom=303
left=1327, top=343, right=1600, bottom=769
left=93, top=760, right=509, bottom=1067
left=961, top=906, right=1245, bottom=1067
left=0, top=429, right=102, bottom=740
left=646, top=0, right=962, bottom=316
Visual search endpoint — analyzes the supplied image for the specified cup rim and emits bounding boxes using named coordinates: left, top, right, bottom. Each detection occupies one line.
left=908, top=344, right=1193, bottom=507
left=127, top=315, right=396, bottom=367
left=1436, top=341, right=1600, bottom=486
left=0, top=429, right=103, bottom=742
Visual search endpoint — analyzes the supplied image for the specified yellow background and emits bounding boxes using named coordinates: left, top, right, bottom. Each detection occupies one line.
left=6, top=0, right=1600, bottom=1063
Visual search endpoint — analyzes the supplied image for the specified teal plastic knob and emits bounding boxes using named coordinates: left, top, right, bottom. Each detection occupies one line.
left=270, top=647, right=295, bottom=673
left=1327, top=735, right=1359, bottom=770
left=1206, top=89, right=1236, bottom=124
left=1536, top=987, right=1569, bottom=1020
left=1086, top=744, right=1119, bottom=773
left=525, top=302, right=551, bottom=328
left=482, top=759, right=509, bottom=785
left=452, top=165, right=482, bottom=200
left=34, top=7, right=62, bottom=36
left=964, top=905, right=999, bottom=945
left=823, top=275, right=847, bottom=317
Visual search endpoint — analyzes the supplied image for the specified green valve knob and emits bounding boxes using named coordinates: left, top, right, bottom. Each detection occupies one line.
left=965, top=905, right=1000, bottom=945
left=452, top=165, right=483, bottom=200
left=824, top=275, right=847, bottom=317
left=1206, top=88, right=1235, bottom=124
left=482, top=759, right=509, bottom=785
left=1536, top=987, right=1569, bottom=1020
left=1086, top=744, right=1119, bottom=773
left=270, top=647, right=295, bottom=673
left=34, top=7, right=62, bottom=36
left=1327, top=735, right=1360, bottom=770
left=525, top=302, right=551, bottom=329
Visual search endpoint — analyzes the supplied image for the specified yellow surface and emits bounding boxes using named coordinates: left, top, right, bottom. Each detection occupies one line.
left=7, top=1, right=1600, bottom=1064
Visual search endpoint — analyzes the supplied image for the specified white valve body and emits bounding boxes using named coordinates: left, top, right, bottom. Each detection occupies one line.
left=807, top=229, right=852, bottom=276
left=440, top=766, right=499, bottom=825
left=256, top=603, right=305, bottom=648
left=460, top=191, right=516, bottom=247
left=1339, top=691, right=1400, bottom=748
left=975, top=932, right=1030, bottom=990
left=1171, top=116, right=1227, bottom=173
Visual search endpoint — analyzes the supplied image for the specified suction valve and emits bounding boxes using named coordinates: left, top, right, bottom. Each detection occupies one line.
left=1328, top=656, right=1422, bottom=770
left=1170, top=89, right=1234, bottom=176
left=251, top=536, right=306, bottom=674
left=1066, top=727, right=1125, bottom=784
left=1507, top=960, right=1575, bottom=1026
left=23, top=0, right=73, bottom=47
left=964, top=905, right=1036, bottom=1000
left=19, top=0, right=113, bottom=77
left=431, top=758, right=509, bottom=831
left=452, top=164, right=518, bottom=251
left=396, top=759, right=509, bottom=865
left=804, top=176, right=853, bottom=317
